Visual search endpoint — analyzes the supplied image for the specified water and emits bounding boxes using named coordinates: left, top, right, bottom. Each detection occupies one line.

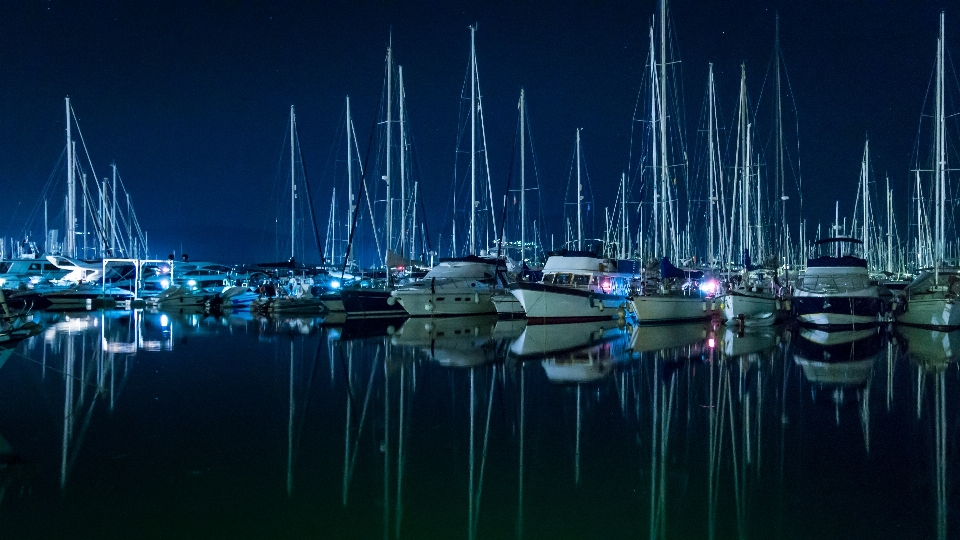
left=0, top=311, right=955, bottom=539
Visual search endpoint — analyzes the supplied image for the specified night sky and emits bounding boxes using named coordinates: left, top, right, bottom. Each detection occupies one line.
left=0, top=1, right=954, bottom=265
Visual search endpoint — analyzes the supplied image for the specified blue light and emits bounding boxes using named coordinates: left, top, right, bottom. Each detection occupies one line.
left=160, top=314, right=169, bottom=327
left=187, top=279, right=197, bottom=287
left=330, top=280, right=341, bottom=289
left=160, top=278, right=170, bottom=289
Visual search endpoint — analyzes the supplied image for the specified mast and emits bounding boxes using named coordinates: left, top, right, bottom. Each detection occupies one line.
left=520, top=89, right=526, bottom=264
left=576, top=129, right=583, bottom=250
left=649, top=23, right=659, bottom=258
left=386, top=42, right=394, bottom=267
left=346, top=96, right=354, bottom=267
left=290, top=105, right=296, bottom=261
left=66, top=97, right=76, bottom=258
left=935, top=12, right=945, bottom=281
left=399, top=65, right=407, bottom=256
left=470, top=25, right=477, bottom=255
left=775, top=14, right=787, bottom=264
left=111, top=162, right=117, bottom=255
left=861, top=139, right=870, bottom=266
left=708, top=64, right=716, bottom=266
left=887, top=176, right=893, bottom=274
left=659, top=2, right=669, bottom=260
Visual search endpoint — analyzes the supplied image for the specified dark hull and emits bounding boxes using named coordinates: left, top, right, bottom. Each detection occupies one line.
left=340, top=289, right=408, bottom=318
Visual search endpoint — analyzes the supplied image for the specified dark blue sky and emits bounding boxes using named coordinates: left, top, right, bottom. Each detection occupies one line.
left=0, top=1, right=953, bottom=264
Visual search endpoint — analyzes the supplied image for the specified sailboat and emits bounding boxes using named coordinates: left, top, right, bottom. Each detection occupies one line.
left=628, top=6, right=720, bottom=324
left=251, top=106, right=328, bottom=316
left=393, top=26, right=504, bottom=318
left=896, top=13, right=960, bottom=329
left=339, top=42, right=410, bottom=319
left=719, top=65, right=783, bottom=326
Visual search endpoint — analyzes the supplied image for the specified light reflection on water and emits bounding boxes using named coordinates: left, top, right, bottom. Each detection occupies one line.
left=0, top=310, right=955, bottom=539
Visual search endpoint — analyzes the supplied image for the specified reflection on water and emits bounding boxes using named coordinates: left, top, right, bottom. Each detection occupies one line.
left=0, top=312, right=956, bottom=538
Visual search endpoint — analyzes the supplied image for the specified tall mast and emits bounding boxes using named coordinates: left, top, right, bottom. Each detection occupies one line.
left=775, top=14, right=787, bottom=263
left=659, top=2, right=669, bottom=260
left=385, top=42, right=394, bottom=267
left=520, top=88, right=526, bottom=264
left=290, top=105, right=296, bottom=261
left=649, top=23, right=659, bottom=258
left=708, top=64, right=716, bottom=266
left=576, top=128, right=583, bottom=250
left=936, top=12, right=946, bottom=281
left=65, top=97, right=76, bottom=258
left=399, top=65, right=407, bottom=256
left=861, top=139, right=870, bottom=266
left=111, top=162, right=118, bottom=255
left=886, top=176, right=893, bottom=274
left=470, top=25, right=477, bottom=255
left=621, top=172, right=627, bottom=259
left=346, top=96, right=353, bottom=267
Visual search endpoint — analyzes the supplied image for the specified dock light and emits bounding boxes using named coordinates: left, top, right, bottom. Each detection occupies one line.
left=698, top=280, right=719, bottom=295
left=330, top=280, right=341, bottom=289
left=160, top=278, right=170, bottom=289
left=187, top=279, right=197, bottom=287
left=0, top=278, right=5, bottom=286
left=160, top=314, right=169, bottom=327
left=708, top=337, right=715, bottom=348
left=30, top=276, right=40, bottom=284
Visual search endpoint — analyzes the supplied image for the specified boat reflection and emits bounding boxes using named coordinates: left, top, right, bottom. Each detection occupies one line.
left=629, top=321, right=713, bottom=353
left=511, top=319, right=627, bottom=359
left=895, top=325, right=960, bottom=370
left=391, top=315, right=503, bottom=368
left=719, top=325, right=780, bottom=358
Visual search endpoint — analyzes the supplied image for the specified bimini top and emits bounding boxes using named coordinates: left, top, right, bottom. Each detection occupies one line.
left=806, top=255, right=868, bottom=268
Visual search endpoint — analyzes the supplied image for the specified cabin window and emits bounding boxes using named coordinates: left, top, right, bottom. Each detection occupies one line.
left=0, top=263, right=10, bottom=273
left=44, top=264, right=57, bottom=271
left=554, top=273, right=572, bottom=285
left=573, top=275, right=591, bottom=286
left=28, top=263, right=40, bottom=271
left=436, top=297, right=445, bottom=301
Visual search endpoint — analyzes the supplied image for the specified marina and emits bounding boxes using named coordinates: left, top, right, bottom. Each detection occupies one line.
left=2, top=1, right=960, bottom=537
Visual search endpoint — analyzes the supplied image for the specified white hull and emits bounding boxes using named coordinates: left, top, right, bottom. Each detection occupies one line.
left=895, top=296, right=960, bottom=329
left=394, top=289, right=496, bottom=316
left=721, top=292, right=780, bottom=326
left=796, top=312, right=878, bottom=326
left=491, top=293, right=525, bottom=317
left=631, top=295, right=719, bottom=324
left=511, top=288, right=626, bottom=323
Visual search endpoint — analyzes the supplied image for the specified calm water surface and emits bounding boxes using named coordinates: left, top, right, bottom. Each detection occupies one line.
left=0, top=310, right=955, bottom=539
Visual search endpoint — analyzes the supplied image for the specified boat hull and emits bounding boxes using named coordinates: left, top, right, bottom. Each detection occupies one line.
left=895, top=296, right=960, bottom=329
left=510, top=282, right=627, bottom=324
left=721, top=291, right=780, bottom=326
left=631, top=295, right=719, bottom=324
left=792, top=296, right=884, bottom=327
left=393, top=288, right=496, bottom=317
left=341, top=289, right=408, bottom=318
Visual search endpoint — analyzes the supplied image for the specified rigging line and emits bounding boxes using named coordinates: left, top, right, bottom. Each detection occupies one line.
left=70, top=106, right=103, bottom=202
left=296, top=131, right=326, bottom=264
left=495, top=114, right=520, bottom=260
left=342, top=79, right=387, bottom=279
